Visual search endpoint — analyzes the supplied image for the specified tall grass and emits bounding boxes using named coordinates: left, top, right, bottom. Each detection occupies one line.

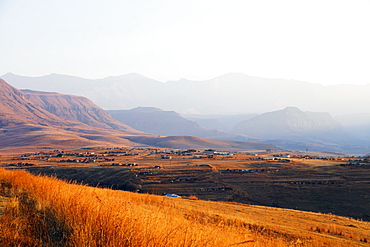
left=0, top=168, right=255, bottom=246
left=0, top=168, right=368, bottom=246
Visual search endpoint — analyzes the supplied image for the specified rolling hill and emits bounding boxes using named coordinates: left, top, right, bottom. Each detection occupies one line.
left=109, top=107, right=225, bottom=137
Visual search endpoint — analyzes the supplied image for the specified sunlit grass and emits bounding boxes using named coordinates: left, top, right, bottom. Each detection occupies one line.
left=0, top=168, right=369, bottom=246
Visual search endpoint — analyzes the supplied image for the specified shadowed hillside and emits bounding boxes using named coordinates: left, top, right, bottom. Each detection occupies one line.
left=109, top=107, right=225, bottom=137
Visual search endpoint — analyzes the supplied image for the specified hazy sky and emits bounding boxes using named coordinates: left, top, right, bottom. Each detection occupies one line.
left=1, top=0, right=370, bottom=85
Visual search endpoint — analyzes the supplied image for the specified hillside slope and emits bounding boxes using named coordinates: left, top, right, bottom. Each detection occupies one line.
left=1, top=168, right=369, bottom=246
left=0, top=79, right=70, bottom=128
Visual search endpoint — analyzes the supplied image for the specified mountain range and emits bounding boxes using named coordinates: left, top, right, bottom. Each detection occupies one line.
left=2, top=72, right=370, bottom=155
left=2, top=72, right=370, bottom=116
left=230, top=107, right=370, bottom=154
left=0, top=78, right=275, bottom=153
left=108, top=106, right=370, bottom=155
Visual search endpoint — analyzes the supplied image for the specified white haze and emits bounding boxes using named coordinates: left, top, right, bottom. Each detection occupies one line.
left=0, top=0, right=370, bottom=86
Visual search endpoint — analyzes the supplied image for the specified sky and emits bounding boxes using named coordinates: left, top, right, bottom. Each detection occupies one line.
left=1, top=0, right=370, bottom=85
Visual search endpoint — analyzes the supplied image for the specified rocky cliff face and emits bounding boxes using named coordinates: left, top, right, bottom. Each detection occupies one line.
left=0, top=79, right=143, bottom=152
left=23, top=90, right=137, bottom=131
left=0, top=79, right=69, bottom=128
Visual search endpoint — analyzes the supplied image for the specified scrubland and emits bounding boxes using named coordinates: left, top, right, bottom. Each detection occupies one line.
left=0, top=168, right=369, bottom=246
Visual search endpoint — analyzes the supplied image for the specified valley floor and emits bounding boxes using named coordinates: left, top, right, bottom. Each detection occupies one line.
left=5, top=147, right=368, bottom=220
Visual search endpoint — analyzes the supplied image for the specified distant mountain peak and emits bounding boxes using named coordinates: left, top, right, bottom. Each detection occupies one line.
left=233, top=107, right=348, bottom=142
left=282, top=106, right=302, bottom=111
left=280, top=106, right=304, bottom=114
left=1, top=72, right=16, bottom=77
left=102, top=73, right=158, bottom=82
left=130, top=107, right=163, bottom=112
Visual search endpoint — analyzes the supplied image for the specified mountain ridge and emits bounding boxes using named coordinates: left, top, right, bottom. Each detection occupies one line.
left=3, top=72, right=370, bottom=115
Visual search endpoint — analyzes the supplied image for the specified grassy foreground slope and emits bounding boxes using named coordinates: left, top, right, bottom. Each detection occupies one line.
left=0, top=168, right=369, bottom=247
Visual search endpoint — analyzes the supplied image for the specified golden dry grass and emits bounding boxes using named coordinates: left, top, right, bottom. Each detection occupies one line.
left=0, top=168, right=369, bottom=247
